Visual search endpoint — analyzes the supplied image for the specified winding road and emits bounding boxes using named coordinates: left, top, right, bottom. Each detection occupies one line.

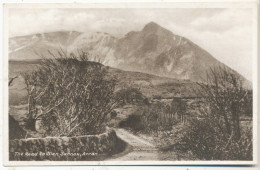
left=107, top=128, right=159, bottom=160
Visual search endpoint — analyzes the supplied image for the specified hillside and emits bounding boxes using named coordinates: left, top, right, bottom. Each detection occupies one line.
left=9, top=60, right=197, bottom=106
left=9, top=22, right=249, bottom=84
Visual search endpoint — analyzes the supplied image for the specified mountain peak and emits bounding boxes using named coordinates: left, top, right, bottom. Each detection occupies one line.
left=145, top=21, right=160, bottom=27
left=142, top=21, right=173, bottom=37
left=142, top=21, right=161, bottom=31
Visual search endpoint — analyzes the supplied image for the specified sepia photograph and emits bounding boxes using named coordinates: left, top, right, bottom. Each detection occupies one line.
left=3, top=1, right=258, bottom=166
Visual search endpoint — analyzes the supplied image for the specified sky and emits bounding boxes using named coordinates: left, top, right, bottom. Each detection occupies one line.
left=8, top=8, right=254, bottom=80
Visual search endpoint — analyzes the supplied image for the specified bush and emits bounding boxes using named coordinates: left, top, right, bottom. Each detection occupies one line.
left=114, top=87, right=145, bottom=106
left=196, top=66, right=252, bottom=140
left=9, top=115, right=27, bottom=140
left=119, top=114, right=144, bottom=132
left=180, top=117, right=252, bottom=160
left=121, top=102, right=184, bottom=134
left=23, top=52, right=117, bottom=137
left=171, top=98, right=188, bottom=123
left=177, top=66, right=253, bottom=160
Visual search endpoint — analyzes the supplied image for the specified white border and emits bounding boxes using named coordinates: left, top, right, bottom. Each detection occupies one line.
left=2, top=1, right=259, bottom=166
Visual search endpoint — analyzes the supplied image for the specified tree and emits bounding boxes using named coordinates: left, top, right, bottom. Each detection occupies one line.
left=171, top=98, right=187, bottom=123
left=178, top=66, right=253, bottom=160
left=23, top=52, right=117, bottom=136
left=114, top=87, right=144, bottom=105
left=196, top=65, right=251, bottom=140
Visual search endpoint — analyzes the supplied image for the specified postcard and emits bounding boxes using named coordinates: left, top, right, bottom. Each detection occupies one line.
left=2, top=1, right=258, bottom=166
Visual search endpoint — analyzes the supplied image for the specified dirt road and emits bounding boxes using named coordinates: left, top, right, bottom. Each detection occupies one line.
left=107, top=128, right=159, bottom=161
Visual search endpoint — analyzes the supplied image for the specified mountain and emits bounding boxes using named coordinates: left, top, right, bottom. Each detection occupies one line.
left=9, top=22, right=247, bottom=83
left=9, top=31, right=81, bottom=60
left=114, top=22, right=223, bottom=81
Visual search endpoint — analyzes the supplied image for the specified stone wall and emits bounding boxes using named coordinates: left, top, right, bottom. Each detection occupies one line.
left=9, top=128, right=125, bottom=161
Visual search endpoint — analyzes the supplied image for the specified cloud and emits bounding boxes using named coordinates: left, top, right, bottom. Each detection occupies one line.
left=190, top=8, right=252, bottom=33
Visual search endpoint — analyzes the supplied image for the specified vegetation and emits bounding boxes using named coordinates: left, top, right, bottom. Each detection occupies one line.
left=119, top=65, right=253, bottom=160
left=9, top=79, right=27, bottom=140
left=23, top=52, right=117, bottom=137
left=178, top=66, right=253, bottom=160
left=10, top=52, right=253, bottom=160
left=120, top=99, right=188, bottom=133
left=180, top=116, right=252, bottom=160
left=114, top=87, right=148, bottom=106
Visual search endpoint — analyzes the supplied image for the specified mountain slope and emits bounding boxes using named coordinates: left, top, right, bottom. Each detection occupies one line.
left=9, top=22, right=246, bottom=83
left=114, top=22, right=223, bottom=81
left=9, top=60, right=197, bottom=107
